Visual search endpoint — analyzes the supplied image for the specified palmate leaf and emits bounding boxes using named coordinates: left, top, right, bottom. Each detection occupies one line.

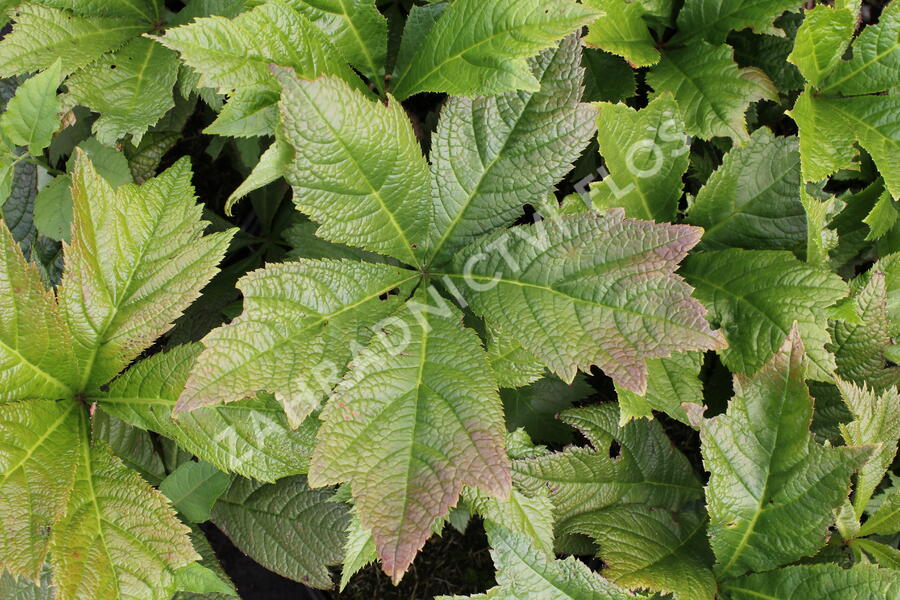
left=686, top=129, right=805, bottom=252
left=583, top=0, right=660, bottom=67
left=452, top=210, right=724, bottom=393
left=681, top=248, right=848, bottom=380
left=310, top=291, right=510, bottom=583
left=276, top=71, right=429, bottom=265
left=675, top=0, right=802, bottom=44
left=0, top=4, right=146, bottom=77
left=96, top=345, right=316, bottom=482
left=426, top=34, right=596, bottom=265
left=647, top=42, right=775, bottom=142
left=440, top=523, right=634, bottom=600
left=64, top=38, right=180, bottom=146
left=390, top=0, right=599, bottom=100
left=720, top=564, right=900, bottom=600
left=486, top=325, right=544, bottom=389
left=177, top=259, right=417, bottom=427
left=687, top=328, right=865, bottom=578
left=51, top=432, right=198, bottom=600
left=58, top=152, right=234, bottom=390
left=211, top=476, right=348, bottom=589
left=589, top=93, right=689, bottom=222
left=0, top=400, right=80, bottom=579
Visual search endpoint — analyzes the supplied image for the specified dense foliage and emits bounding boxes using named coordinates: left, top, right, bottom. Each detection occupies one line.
left=0, top=0, right=897, bottom=599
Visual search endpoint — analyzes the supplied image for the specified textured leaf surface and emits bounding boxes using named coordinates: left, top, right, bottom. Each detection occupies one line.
left=788, top=5, right=854, bottom=88
left=687, top=129, right=804, bottom=252
left=390, top=0, right=599, bottom=100
left=178, top=259, right=416, bottom=426
left=0, top=58, right=61, bottom=155
left=0, top=4, right=145, bottom=77
left=720, top=564, right=900, bottom=600
left=502, top=375, right=591, bottom=444
left=565, top=504, right=716, bottom=600
left=0, top=221, right=78, bottom=401
left=486, top=326, right=544, bottom=389
left=0, top=399, right=79, bottom=579
left=211, top=476, right=348, bottom=590
left=681, top=248, right=848, bottom=379
left=464, top=485, right=556, bottom=555
left=65, top=38, right=180, bottom=146
left=647, top=42, right=773, bottom=142
left=676, top=0, right=802, bottom=43
left=453, top=211, right=723, bottom=392
left=513, top=404, right=702, bottom=528
left=51, top=436, right=198, bottom=600
left=615, top=351, right=703, bottom=425
left=689, top=328, right=863, bottom=578
left=159, top=460, right=231, bottom=523
left=277, top=72, right=429, bottom=265
left=59, top=154, right=233, bottom=390
left=27, top=0, right=161, bottom=21
left=310, top=293, right=511, bottom=583
left=583, top=0, right=659, bottom=67
left=97, top=345, right=316, bottom=482
left=590, top=93, right=688, bottom=222
left=426, top=34, right=595, bottom=264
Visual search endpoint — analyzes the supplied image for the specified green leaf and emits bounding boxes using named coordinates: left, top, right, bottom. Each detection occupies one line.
left=51, top=434, right=199, bottom=600
left=65, top=38, right=180, bottom=146
left=160, top=461, right=232, bottom=523
left=688, top=328, right=865, bottom=578
left=676, top=0, right=801, bottom=44
left=211, top=476, right=348, bottom=589
left=452, top=211, right=724, bottom=392
left=583, top=0, right=659, bottom=67
left=0, top=221, right=78, bottom=401
left=33, top=174, right=72, bottom=242
left=426, top=34, right=596, bottom=265
left=687, top=129, right=805, bottom=252
left=310, top=291, right=511, bottom=583
left=71, top=137, right=134, bottom=187
left=647, top=42, right=775, bottom=142
left=203, top=86, right=279, bottom=138
left=279, top=0, right=388, bottom=91
left=225, top=136, right=292, bottom=214
left=339, top=510, right=377, bottom=591
left=390, top=0, right=599, bottom=100
left=92, top=411, right=167, bottom=485
left=837, top=379, right=900, bottom=518
left=590, top=92, right=689, bottom=222
left=96, top=345, right=316, bottom=482
left=154, top=1, right=364, bottom=98
left=787, top=5, right=855, bottom=88
left=26, top=0, right=162, bottom=22
left=853, top=539, right=900, bottom=569
left=800, top=186, right=839, bottom=268
left=464, top=485, right=556, bottom=555
left=276, top=72, right=429, bottom=266
left=680, top=248, right=848, bottom=379
left=124, top=132, right=180, bottom=184
left=58, top=152, right=234, bottom=390
left=0, top=58, right=61, bottom=155
left=565, top=504, right=716, bottom=600
left=1, top=159, right=38, bottom=250
left=858, top=489, right=899, bottom=536
left=0, top=399, right=80, bottom=579
left=513, top=403, right=703, bottom=528
left=720, top=564, right=900, bottom=600
left=582, top=48, right=636, bottom=102
left=616, top=351, right=703, bottom=425
left=486, top=325, right=545, bottom=389
left=0, top=4, right=146, bottom=77
left=0, top=564, right=53, bottom=600
left=173, top=563, right=237, bottom=597
left=176, top=259, right=416, bottom=427
left=819, top=1, right=900, bottom=95
left=502, top=375, right=592, bottom=444
left=865, top=190, right=900, bottom=242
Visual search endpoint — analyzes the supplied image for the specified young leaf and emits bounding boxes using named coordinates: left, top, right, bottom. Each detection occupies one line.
left=647, top=42, right=774, bottom=142
left=463, top=485, right=556, bottom=555
left=58, top=152, right=234, bottom=390
left=615, top=351, right=704, bottom=425
left=177, top=260, right=417, bottom=426
left=310, top=292, right=511, bottom=583
left=787, top=4, right=855, bottom=88
left=211, top=476, right=349, bottom=590
left=426, top=34, right=596, bottom=264
left=0, top=4, right=146, bottom=77
left=681, top=248, right=848, bottom=380
left=583, top=0, right=660, bottom=67
left=0, top=221, right=78, bottom=401
left=159, top=460, right=231, bottom=523
left=276, top=71, right=429, bottom=265
left=688, top=328, right=865, bottom=578
left=96, top=345, right=316, bottom=482
left=0, top=399, right=80, bottom=579
left=720, top=564, right=900, bottom=600
left=0, top=58, right=62, bottom=155
left=390, top=0, right=600, bottom=100
left=225, top=136, right=293, bottom=214
left=452, top=211, right=724, bottom=392
left=51, top=436, right=198, bottom=600
left=590, top=93, right=689, bottom=222
left=173, top=563, right=237, bottom=597
left=64, top=38, right=180, bottom=146
left=687, top=129, right=805, bottom=252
